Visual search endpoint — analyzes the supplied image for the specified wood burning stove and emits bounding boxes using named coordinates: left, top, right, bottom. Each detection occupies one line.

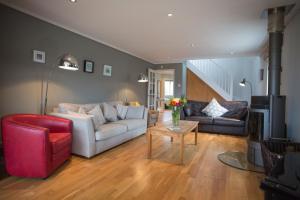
left=248, top=96, right=270, bottom=166
left=247, top=4, right=295, bottom=167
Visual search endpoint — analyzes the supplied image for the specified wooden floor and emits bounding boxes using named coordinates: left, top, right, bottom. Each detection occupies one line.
left=0, top=111, right=264, bottom=200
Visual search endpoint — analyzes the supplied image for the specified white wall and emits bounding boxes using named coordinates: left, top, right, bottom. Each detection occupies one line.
left=211, top=56, right=267, bottom=103
left=281, top=11, right=300, bottom=142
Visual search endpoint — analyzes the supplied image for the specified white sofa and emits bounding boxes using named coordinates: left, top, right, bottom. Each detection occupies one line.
left=50, top=102, right=148, bottom=158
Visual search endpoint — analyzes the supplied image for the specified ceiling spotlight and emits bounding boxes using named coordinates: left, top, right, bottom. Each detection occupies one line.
left=69, top=0, right=77, bottom=3
left=191, top=43, right=195, bottom=47
left=167, top=13, right=173, bottom=17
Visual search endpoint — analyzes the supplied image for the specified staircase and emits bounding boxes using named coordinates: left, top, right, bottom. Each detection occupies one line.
left=187, top=59, right=233, bottom=100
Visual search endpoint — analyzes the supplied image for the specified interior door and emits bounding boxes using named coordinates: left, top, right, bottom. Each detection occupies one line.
left=147, top=68, right=157, bottom=110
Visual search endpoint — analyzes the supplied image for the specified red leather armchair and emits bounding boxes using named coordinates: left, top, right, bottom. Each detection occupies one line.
left=1, top=114, right=73, bottom=178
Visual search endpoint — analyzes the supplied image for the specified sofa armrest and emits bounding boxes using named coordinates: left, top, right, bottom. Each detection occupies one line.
left=49, top=113, right=96, bottom=158
left=143, top=108, right=149, bottom=121
left=180, top=109, right=186, bottom=120
left=244, top=108, right=250, bottom=135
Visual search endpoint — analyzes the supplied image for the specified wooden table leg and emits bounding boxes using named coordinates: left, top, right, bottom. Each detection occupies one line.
left=147, top=130, right=152, bottom=159
left=170, top=137, right=173, bottom=142
left=195, top=125, right=198, bottom=145
left=180, top=134, right=184, bottom=165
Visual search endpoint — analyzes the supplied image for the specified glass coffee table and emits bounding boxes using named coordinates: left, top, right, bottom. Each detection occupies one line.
left=147, top=120, right=199, bottom=165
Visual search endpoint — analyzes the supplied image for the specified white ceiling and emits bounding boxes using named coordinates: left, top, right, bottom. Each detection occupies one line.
left=1, top=0, right=298, bottom=64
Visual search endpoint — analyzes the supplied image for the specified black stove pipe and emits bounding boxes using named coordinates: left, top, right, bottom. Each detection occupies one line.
left=267, top=6, right=287, bottom=139
left=268, top=7, right=285, bottom=96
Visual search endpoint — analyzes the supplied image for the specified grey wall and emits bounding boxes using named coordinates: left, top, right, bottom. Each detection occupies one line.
left=0, top=4, right=153, bottom=118
left=281, top=10, right=300, bottom=142
left=154, top=63, right=183, bottom=97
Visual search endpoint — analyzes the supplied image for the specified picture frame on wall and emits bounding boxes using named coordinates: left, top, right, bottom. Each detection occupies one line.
left=103, top=65, right=112, bottom=77
left=33, top=50, right=45, bottom=63
left=84, top=60, right=94, bottom=73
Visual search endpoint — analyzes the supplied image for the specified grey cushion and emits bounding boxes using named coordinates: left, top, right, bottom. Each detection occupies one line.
left=107, top=101, right=123, bottom=107
left=185, top=116, right=214, bottom=125
left=95, top=123, right=127, bottom=141
left=112, top=119, right=146, bottom=131
left=126, top=106, right=144, bottom=119
left=58, top=103, right=79, bottom=113
left=87, top=105, right=106, bottom=129
left=116, top=104, right=128, bottom=120
left=102, top=103, right=118, bottom=122
left=214, top=117, right=245, bottom=127
left=80, top=104, right=99, bottom=112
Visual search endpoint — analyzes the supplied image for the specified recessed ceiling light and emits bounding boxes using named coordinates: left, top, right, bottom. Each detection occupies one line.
left=191, top=43, right=195, bottom=47
left=69, top=0, right=77, bottom=3
left=230, top=51, right=235, bottom=55
left=167, top=13, right=173, bottom=17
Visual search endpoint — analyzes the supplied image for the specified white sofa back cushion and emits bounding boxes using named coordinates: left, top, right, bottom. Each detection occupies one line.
left=80, top=104, right=99, bottom=113
left=102, top=103, right=118, bottom=122
left=116, top=104, right=128, bottom=120
left=126, top=106, right=145, bottom=119
left=67, top=110, right=89, bottom=117
left=58, top=103, right=80, bottom=113
left=87, top=105, right=106, bottom=129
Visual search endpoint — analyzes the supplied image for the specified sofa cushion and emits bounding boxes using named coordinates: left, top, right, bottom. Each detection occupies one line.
left=67, top=110, right=89, bottom=117
left=78, top=107, right=87, bottom=114
left=222, top=107, right=248, bottom=120
left=112, top=119, right=146, bottom=131
left=79, top=104, right=99, bottom=113
left=95, top=123, right=127, bottom=141
left=185, top=116, right=214, bottom=125
left=87, top=105, right=106, bottom=129
left=213, top=117, right=245, bottom=127
left=106, top=101, right=123, bottom=107
left=102, top=103, right=118, bottom=122
left=220, top=101, right=248, bottom=111
left=49, top=132, right=72, bottom=154
left=58, top=103, right=79, bottom=114
left=202, top=98, right=228, bottom=118
left=186, top=101, right=208, bottom=116
left=116, top=104, right=128, bottom=120
left=126, top=106, right=144, bottom=119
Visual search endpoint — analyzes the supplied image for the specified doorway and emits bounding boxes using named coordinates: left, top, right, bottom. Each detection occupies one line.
left=147, top=69, right=175, bottom=111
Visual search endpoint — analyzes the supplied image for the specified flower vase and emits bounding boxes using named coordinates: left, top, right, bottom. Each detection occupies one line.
left=172, top=107, right=180, bottom=127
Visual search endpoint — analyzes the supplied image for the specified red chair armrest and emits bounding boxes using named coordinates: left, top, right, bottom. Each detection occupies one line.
left=40, top=115, right=73, bottom=133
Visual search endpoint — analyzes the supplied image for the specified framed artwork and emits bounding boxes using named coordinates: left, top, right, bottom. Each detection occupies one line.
left=33, top=50, right=45, bottom=63
left=103, top=65, right=112, bottom=76
left=84, top=60, right=94, bottom=73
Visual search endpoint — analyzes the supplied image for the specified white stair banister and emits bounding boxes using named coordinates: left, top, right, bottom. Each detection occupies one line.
left=187, top=59, right=233, bottom=100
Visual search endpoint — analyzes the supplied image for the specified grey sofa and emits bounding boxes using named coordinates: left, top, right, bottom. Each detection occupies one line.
left=181, top=100, right=249, bottom=136
left=50, top=102, right=148, bottom=158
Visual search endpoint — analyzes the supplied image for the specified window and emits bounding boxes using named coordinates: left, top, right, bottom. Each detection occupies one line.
left=164, top=80, right=174, bottom=97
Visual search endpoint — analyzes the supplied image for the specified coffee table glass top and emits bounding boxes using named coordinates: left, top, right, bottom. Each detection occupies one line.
left=148, top=120, right=198, bottom=134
